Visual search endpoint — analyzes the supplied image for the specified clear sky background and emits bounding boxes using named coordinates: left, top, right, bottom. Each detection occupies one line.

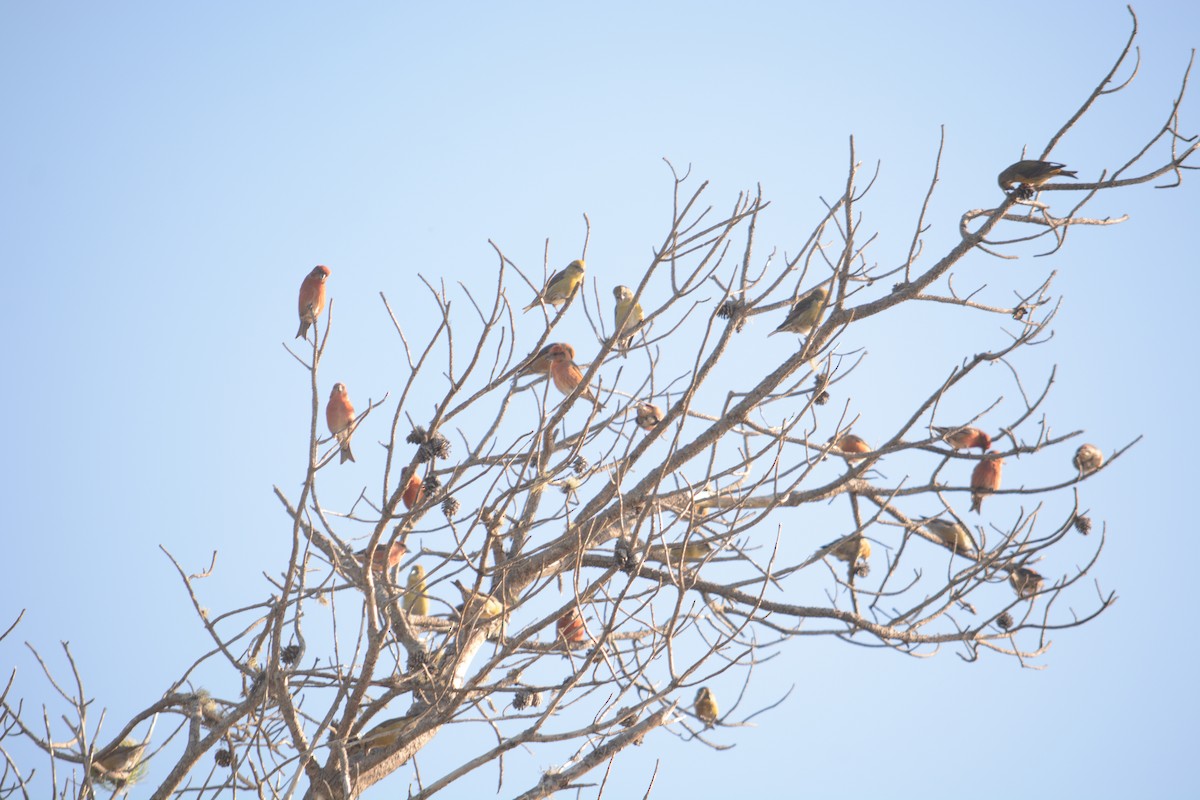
left=2, top=2, right=1197, bottom=798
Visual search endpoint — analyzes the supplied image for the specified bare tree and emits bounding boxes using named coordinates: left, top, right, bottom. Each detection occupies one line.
left=2, top=11, right=1195, bottom=799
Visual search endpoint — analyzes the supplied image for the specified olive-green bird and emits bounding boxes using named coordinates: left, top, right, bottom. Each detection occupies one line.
left=997, top=160, right=1078, bottom=198
left=404, top=564, right=429, bottom=616
left=769, top=286, right=828, bottom=337
left=646, top=539, right=713, bottom=564
left=350, top=716, right=410, bottom=751
left=920, top=517, right=979, bottom=556
left=523, top=259, right=586, bottom=313
left=694, top=686, right=719, bottom=728
left=453, top=579, right=504, bottom=619
left=612, top=285, right=644, bottom=351
left=819, top=534, right=871, bottom=564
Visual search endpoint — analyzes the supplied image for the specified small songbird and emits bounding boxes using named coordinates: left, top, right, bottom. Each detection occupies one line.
left=546, top=343, right=600, bottom=405
left=89, top=740, right=147, bottom=787
left=296, top=265, right=331, bottom=340
left=646, top=539, right=714, bottom=564
left=402, top=473, right=425, bottom=510
left=969, top=453, right=1004, bottom=513
left=326, top=383, right=357, bottom=463
left=523, top=259, right=586, bottom=313
left=635, top=401, right=664, bottom=431
left=357, top=540, right=408, bottom=577
left=453, top=579, right=504, bottom=619
left=694, top=687, right=719, bottom=728
left=351, top=716, right=410, bottom=751
left=920, top=518, right=979, bottom=556
left=1009, top=566, right=1045, bottom=600
left=612, top=285, right=644, bottom=351
left=1073, top=443, right=1104, bottom=476
left=769, top=286, right=828, bottom=337
left=820, top=535, right=872, bottom=565
left=557, top=607, right=587, bottom=644
left=834, top=433, right=871, bottom=461
left=404, top=565, right=429, bottom=615
left=521, top=342, right=571, bottom=376
left=933, top=425, right=992, bottom=453
left=997, top=160, right=1078, bottom=198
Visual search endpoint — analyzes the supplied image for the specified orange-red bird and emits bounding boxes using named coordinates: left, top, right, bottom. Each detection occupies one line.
left=521, top=342, right=571, bottom=376
left=835, top=433, right=871, bottom=461
left=969, top=453, right=1004, bottom=513
left=557, top=607, right=587, bottom=643
left=546, top=344, right=599, bottom=405
left=934, top=425, right=992, bottom=452
left=357, top=540, right=408, bottom=576
left=402, top=473, right=425, bottom=510
left=326, top=382, right=357, bottom=463
left=296, top=265, right=331, bottom=339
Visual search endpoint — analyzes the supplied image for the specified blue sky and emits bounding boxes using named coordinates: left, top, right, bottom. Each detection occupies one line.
left=2, top=2, right=1197, bottom=798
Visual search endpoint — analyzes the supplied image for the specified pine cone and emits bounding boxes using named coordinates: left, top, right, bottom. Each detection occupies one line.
left=997, top=612, right=1014, bottom=631
left=1074, top=515, right=1093, bottom=535
left=214, top=749, right=233, bottom=768
left=442, top=496, right=461, bottom=518
left=281, top=644, right=300, bottom=666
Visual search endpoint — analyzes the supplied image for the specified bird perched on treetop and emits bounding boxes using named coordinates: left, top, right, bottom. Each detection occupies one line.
left=997, top=160, right=1078, bottom=199
left=404, top=564, right=429, bottom=615
left=523, top=260, right=586, bottom=312
left=1073, top=443, right=1104, bottom=476
left=296, top=265, right=330, bottom=340
left=694, top=687, right=719, bottom=728
left=326, top=383, right=357, bottom=464
left=612, top=285, right=644, bottom=351
left=969, top=453, right=1004, bottom=513
left=635, top=401, right=664, bottom=431
left=920, top=517, right=978, bottom=556
left=770, top=286, right=828, bottom=337
left=934, top=425, right=992, bottom=453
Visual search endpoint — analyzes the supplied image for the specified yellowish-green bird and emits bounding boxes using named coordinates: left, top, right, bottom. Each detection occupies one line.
left=820, top=534, right=871, bottom=564
left=997, top=160, right=1078, bottom=198
left=453, top=579, right=504, bottom=619
left=351, top=716, right=410, bottom=751
left=694, top=686, right=719, bottom=728
left=646, top=539, right=713, bottom=564
left=612, top=285, right=644, bottom=351
left=404, top=565, right=429, bottom=616
left=920, top=518, right=978, bottom=556
left=769, top=287, right=828, bottom=337
left=523, top=259, right=586, bottom=313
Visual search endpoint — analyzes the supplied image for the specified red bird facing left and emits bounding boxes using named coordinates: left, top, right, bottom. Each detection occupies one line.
left=970, top=453, right=1004, bottom=513
left=326, top=382, right=357, bottom=464
left=296, top=265, right=331, bottom=340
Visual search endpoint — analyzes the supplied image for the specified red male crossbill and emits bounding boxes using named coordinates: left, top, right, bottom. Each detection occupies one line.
left=557, top=607, right=587, bottom=644
left=933, top=425, right=992, bottom=452
left=326, top=383, right=357, bottom=464
left=969, top=453, right=1004, bottom=513
left=402, top=473, right=425, bottom=510
left=296, top=265, right=330, bottom=340
left=356, top=540, right=407, bottom=577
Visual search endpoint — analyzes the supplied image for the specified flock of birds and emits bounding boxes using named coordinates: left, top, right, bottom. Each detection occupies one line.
left=288, top=158, right=1087, bottom=735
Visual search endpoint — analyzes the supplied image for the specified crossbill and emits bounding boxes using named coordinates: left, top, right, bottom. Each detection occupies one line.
left=296, top=265, right=330, bottom=340
left=997, top=160, right=1078, bottom=199
left=402, top=473, right=425, bottom=510
left=933, top=425, right=992, bottom=452
left=635, top=401, right=664, bottom=431
left=523, top=259, right=586, bottom=313
left=557, top=607, right=587, bottom=644
left=404, top=564, right=429, bottom=615
left=546, top=343, right=600, bottom=405
left=693, top=687, right=719, bottom=728
left=356, top=541, right=408, bottom=576
left=612, top=285, right=644, bottom=351
left=819, top=535, right=871, bottom=564
left=969, top=453, right=1004, bottom=513
left=834, top=433, right=871, bottom=461
left=1073, top=443, right=1104, bottom=476
left=920, top=518, right=978, bottom=556
left=646, top=539, right=713, bottom=564
left=1009, top=566, right=1044, bottom=600
left=326, top=383, right=357, bottom=464
left=521, top=342, right=571, bottom=376
left=89, top=740, right=147, bottom=787
left=453, top=579, right=504, bottom=619
left=350, top=716, right=410, bottom=751
left=769, top=287, right=828, bottom=337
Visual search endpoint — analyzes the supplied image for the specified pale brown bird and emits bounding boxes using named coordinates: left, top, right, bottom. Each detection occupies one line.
left=933, top=425, right=992, bottom=453
left=920, top=518, right=978, bottom=556
left=89, top=740, right=147, bottom=788
left=326, top=382, right=357, bottom=464
left=1073, top=443, right=1104, bottom=476
left=969, top=453, right=1004, bottom=513
left=997, top=160, right=1078, bottom=199
left=635, top=401, right=664, bottom=431
left=1009, top=566, right=1045, bottom=600
left=296, top=265, right=330, bottom=340
left=694, top=687, right=719, bottom=728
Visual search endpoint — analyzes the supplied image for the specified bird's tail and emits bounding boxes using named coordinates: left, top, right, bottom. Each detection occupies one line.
left=296, top=321, right=311, bottom=339
left=340, top=443, right=356, bottom=463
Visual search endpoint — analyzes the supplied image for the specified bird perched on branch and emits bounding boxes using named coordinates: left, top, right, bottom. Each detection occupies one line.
left=970, top=453, right=1004, bottom=513
left=557, top=607, right=587, bottom=644
left=694, top=687, right=719, bottom=728
left=1009, top=566, right=1045, bottom=600
left=818, top=535, right=872, bottom=572
left=612, top=285, right=644, bottom=351
left=356, top=540, right=407, bottom=577
left=453, top=579, right=504, bottom=620
left=834, top=433, right=871, bottom=462
left=326, top=382, right=357, bottom=463
left=89, top=740, right=147, bottom=788
left=523, top=259, right=586, bottom=312
left=296, top=265, right=330, bottom=340
left=770, top=286, right=828, bottom=337
left=350, top=716, right=411, bottom=752
left=402, top=473, right=425, bottom=510
left=920, top=518, right=978, bottom=556
left=403, top=565, right=429, bottom=615
left=1073, top=443, right=1104, bottom=476
left=646, top=539, right=713, bottom=564
left=635, top=401, right=664, bottom=431
left=997, top=160, right=1078, bottom=199
left=934, top=425, right=992, bottom=452
left=544, top=342, right=600, bottom=406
